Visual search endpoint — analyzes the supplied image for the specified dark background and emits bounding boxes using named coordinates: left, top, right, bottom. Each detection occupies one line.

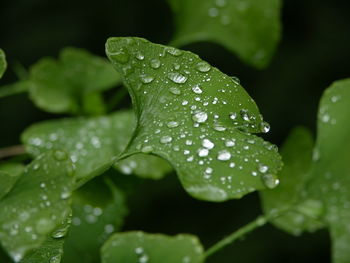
left=1, top=0, right=350, bottom=262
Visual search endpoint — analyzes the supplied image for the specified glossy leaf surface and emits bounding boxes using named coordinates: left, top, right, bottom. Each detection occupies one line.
left=106, top=37, right=282, bottom=201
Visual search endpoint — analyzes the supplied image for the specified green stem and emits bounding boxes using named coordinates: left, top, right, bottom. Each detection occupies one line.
left=0, top=82, right=28, bottom=98
left=0, top=145, right=26, bottom=159
left=204, top=215, right=268, bottom=259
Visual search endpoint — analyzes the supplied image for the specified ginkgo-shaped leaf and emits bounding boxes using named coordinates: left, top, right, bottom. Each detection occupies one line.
left=106, top=37, right=282, bottom=201
left=21, top=110, right=171, bottom=183
left=0, top=49, right=6, bottom=78
left=168, top=0, right=282, bottom=68
left=260, top=127, right=325, bottom=235
left=101, top=231, right=204, bottom=263
left=27, top=47, right=122, bottom=114
left=62, top=177, right=128, bottom=263
left=305, top=79, right=350, bottom=263
left=0, top=162, right=24, bottom=200
left=0, top=151, right=75, bottom=262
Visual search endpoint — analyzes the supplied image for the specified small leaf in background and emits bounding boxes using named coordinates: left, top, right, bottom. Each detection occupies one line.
left=0, top=151, right=75, bottom=262
left=106, top=37, right=282, bottom=202
left=305, top=79, right=350, bottom=263
left=260, top=127, right=325, bottom=235
left=0, top=49, right=6, bottom=78
left=62, top=177, right=128, bottom=263
left=0, top=162, right=24, bottom=200
left=101, top=231, right=204, bottom=263
left=168, top=0, right=282, bottom=68
left=27, top=47, right=122, bottom=114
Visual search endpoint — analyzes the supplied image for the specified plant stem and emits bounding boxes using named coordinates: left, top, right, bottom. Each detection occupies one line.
left=204, top=215, right=268, bottom=259
left=0, top=145, right=26, bottom=159
left=0, top=82, right=28, bottom=98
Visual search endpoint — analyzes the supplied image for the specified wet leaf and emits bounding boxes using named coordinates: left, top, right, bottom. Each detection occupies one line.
left=260, top=127, right=324, bottom=235
left=21, top=110, right=171, bottom=183
left=62, top=177, right=128, bottom=263
left=0, top=151, right=75, bottom=262
left=106, top=37, right=282, bottom=202
left=168, top=0, right=282, bottom=68
left=0, top=49, right=6, bottom=79
left=27, top=47, right=122, bottom=114
left=101, top=231, right=204, bottom=263
left=306, top=79, right=350, bottom=263
left=0, top=162, right=24, bottom=200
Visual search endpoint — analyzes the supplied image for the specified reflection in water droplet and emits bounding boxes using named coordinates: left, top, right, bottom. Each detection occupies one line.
left=198, top=148, right=209, bottom=157
left=217, top=150, right=231, bottom=161
left=192, top=85, right=203, bottom=94
left=260, top=121, right=270, bottom=133
left=202, top=138, right=215, bottom=149
left=140, top=74, right=155, bottom=84
left=192, top=112, right=208, bottom=123
left=167, top=72, right=188, bottom=83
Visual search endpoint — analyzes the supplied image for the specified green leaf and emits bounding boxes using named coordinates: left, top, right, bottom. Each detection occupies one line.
left=62, top=177, right=128, bottom=263
left=20, top=215, right=72, bottom=263
left=168, top=0, right=282, bottom=68
left=0, top=162, right=24, bottom=200
left=306, top=79, right=350, bottom=263
left=0, top=151, right=75, bottom=262
left=0, top=49, right=6, bottom=79
left=260, top=127, right=325, bottom=235
left=27, top=47, right=122, bottom=114
left=106, top=37, right=282, bottom=201
left=101, top=231, right=204, bottom=263
left=21, top=110, right=171, bottom=183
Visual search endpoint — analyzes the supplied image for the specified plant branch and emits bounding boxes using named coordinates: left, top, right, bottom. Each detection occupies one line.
left=204, top=215, right=268, bottom=259
left=0, top=145, right=26, bottom=159
left=0, top=82, right=28, bottom=98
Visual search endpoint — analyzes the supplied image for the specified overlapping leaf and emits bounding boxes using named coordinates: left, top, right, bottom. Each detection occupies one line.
left=0, top=162, right=24, bottom=200
left=260, top=127, right=325, bottom=235
left=101, top=231, right=204, bottom=263
left=27, top=47, right=121, bottom=114
left=0, top=49, right=6, bottom=79
left=21, top=110, right=171, bottom=183
left=106, top=37, right=282, bottom=201
left=168, top=0, right=282, bottom=68
left=62, top=178, right=127, bottom=263
left=0, top=151, right=75, bottom=262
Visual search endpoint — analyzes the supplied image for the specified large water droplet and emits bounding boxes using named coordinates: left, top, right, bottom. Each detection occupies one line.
left=54, top=150, right=68, bottom=161
left=140, top=74, right=155, bottom=84
left=141, top=146, right=154, bottom=153
left=169, top=86, right=181, bottom=95
left=231, top=76, right=240, bottom=84
left=135, top=52, right=145, bottom=60
left=167, top=121, right=179, bottom=128
left=166, top=47, right=183, bottom=56
left=258, top=164, right=269, bottom=173
left=261, top=174, right=279, bottom=189
left=198, top=148, right=209, bottom=157
left=240, top=109, right=250, bottom=121
left=150, top=59, right=161, bottom=69
left=195, top=62, right=211, bottom=72
left=217, top=150, right=231, bottom=161
left=202, top=138, right=215, bottom=149
left=260, top=121, right=270, bottom=133
left=167, top=72, right=188, bottom=84
left=192, top=112, right=208, bottom=123
left=160, top=136, right=173, bottom=144
left=192, top=85, right=203, bottom=94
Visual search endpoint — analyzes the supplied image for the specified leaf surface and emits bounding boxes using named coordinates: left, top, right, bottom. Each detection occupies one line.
left=106, top=37, right=282, bottom=201
left=27, top=47, right=121, bottom=114
left=0, top=163, right=24, bottom=200
left=169, top=0, right=282, bottom=68
left=0, top=151, right=75, bottom=262
left=101, top=231, right=204, bottom=263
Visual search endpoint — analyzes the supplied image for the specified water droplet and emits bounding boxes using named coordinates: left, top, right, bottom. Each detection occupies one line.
left=202, top=138, right=215, bottom=149
left=217, top=150, right=231, bottom=161
left=225, top=140, right=235, bottom=147
left=261, top=174, right=279, bottom=189
left=139, top=254, right=149, bottom=263
left=169, top=86, right=181, bottom=95
left=192, top=85, right=203, bottom=94
left=167, top=72, right=188, bottom=83
left=160, top=136, right=172, bottom=144
left=215, top=0, right=227, bottom=7
left=213, top=124, right=226, bottom=131
left=229, top=113, right=237, bottom=120
left=166, top=47, right=183, bottom=56
left=53, top=150, right=67, bottom=161
left=167, top=121, right=179, bottom=128
left=141, top=146, right=153, bottom=153
left=135, top=247, right=144, bottom=254
left=198, top=148, right=209, bottom=157
left=195, top=61, right=211, bottom=72
left=140, top=74, right=155, bottom=84
left=240, top=109, right=250, bottom=121
left=109, top=50, right=129, bottom=64
left=321, top=114, right=330, bottom=123
left=135, top=52, right=145, bottom=60
left=36, top=218, right=55, bottom=234
left=192, top=112, right=208, bottom=123
left=231, top=76, right=240, bottom=84
left=258, top=164, right=269, bottom=173
left=51, top=224, right=70, bottom=239
left=260, top=121, right=270, bottom=133
left=49, top=255, right=61, bottom=263
left=150, top=59, right=161, bottom=69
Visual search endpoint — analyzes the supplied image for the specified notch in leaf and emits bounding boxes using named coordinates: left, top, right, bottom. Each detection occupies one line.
left=106, top=37, right=282, bottom=202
